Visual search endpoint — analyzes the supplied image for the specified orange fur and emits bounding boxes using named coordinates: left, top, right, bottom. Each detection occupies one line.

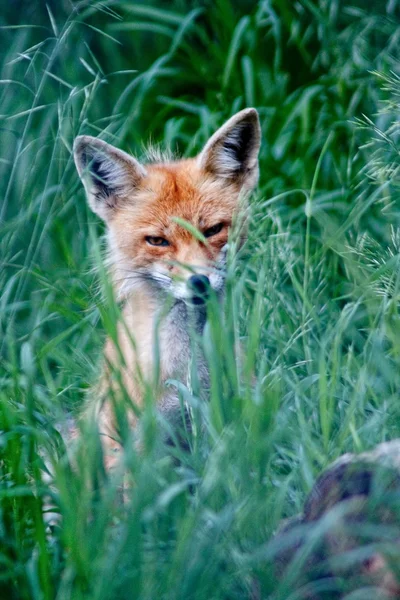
left=74, top=108, right=261, bottom=465
left=110, top=160, right=238, bottom=293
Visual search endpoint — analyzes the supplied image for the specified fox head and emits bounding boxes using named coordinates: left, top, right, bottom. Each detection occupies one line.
left=74, top=108, right=261, bottom=304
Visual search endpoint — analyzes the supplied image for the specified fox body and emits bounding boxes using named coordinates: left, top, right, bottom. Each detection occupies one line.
left=74, top=108, right=261, bottom=462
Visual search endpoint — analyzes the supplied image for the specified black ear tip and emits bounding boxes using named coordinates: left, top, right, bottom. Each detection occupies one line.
left=245, top=110, right=261, bottom=134
left=245, top=107, right=258, bottom=116
left=232, top=109, right=261, bottom=143
left=73, top=136, right=102, bottom=164
left=73, top=135, right=88, bottom=154
left=73, top=137, right=90, bottom=170
left=239, top=107, right=259, bottom=123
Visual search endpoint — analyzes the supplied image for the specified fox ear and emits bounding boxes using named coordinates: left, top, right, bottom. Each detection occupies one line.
left=198, top=108, right=261, bottom=188
left=73, top=136, right=146, bottom=221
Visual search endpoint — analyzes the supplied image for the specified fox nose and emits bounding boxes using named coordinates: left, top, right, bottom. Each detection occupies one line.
left=188, top=275, right=210, bottom=304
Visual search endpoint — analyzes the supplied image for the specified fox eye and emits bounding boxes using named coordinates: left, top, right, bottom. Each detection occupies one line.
left=145, top=236, right=170, bottom=247
left=204, top=223, right=224, bottom=238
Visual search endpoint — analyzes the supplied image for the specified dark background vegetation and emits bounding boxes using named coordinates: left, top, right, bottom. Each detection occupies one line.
left=1, top=1, right=400, bottom=598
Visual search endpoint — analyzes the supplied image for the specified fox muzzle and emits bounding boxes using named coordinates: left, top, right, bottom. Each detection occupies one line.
left=188, top=274, right=210, bottom=305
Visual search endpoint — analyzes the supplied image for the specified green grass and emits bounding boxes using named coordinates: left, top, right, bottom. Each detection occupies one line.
left=1, top=1, right=400, bottom=598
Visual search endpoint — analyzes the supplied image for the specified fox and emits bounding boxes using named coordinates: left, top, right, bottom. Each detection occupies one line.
left=73, top=108, right=261, bottom=467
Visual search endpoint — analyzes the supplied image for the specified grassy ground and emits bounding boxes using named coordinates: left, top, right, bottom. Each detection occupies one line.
left=1, top=1, right=400, bottom=598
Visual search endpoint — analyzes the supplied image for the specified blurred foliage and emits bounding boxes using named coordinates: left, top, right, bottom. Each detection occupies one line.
left=1, top=0, right=400, bottom=599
